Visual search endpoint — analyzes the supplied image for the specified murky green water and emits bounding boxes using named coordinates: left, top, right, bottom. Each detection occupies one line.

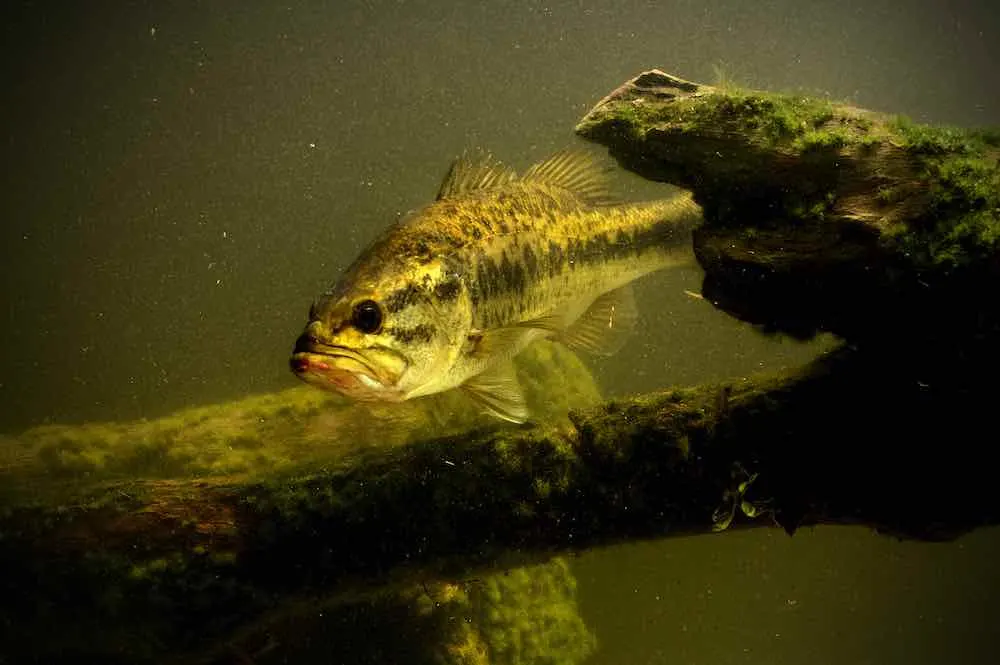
left=2, top=1, right=998, bottom=663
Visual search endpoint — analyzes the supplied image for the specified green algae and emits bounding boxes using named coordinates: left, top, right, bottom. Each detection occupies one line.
left=881, top=117, right=1000, bottom=268
left=229, top=557, right=594, bottom=665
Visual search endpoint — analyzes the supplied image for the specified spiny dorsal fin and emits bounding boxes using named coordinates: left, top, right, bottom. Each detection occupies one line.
left=521, top=149, right=619, bottom=207
left=436, top=152, right=517, bottom=200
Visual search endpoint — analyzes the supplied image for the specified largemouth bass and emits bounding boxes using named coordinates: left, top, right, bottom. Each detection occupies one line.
left=291, top=149, right=701, bottom=422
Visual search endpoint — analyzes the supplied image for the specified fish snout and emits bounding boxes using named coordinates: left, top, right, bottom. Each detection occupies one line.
left=293, top=331, right=318, bottom=355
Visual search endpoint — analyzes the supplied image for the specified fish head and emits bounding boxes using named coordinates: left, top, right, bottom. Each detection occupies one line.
left=290, top=261, right=471, bottom=402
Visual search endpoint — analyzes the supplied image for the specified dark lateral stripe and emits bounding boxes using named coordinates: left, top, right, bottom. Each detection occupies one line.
left=469, top=219, right=677, bottom=307
left=386, top=323, right=436, bottom=344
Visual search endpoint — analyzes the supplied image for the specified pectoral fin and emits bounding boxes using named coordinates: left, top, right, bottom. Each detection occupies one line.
left=468, top=326, right=531, bottom=361
left=460, top=360, right=529, bottom=424
left=555, top=285, right=638, bottom=356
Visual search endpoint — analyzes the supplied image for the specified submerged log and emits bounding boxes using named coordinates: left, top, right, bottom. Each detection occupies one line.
left=1, top=346, right=997, bottom=663
left=0, top=341, right=605, bottom=665
left=576, top=69, right=1000, bottom=376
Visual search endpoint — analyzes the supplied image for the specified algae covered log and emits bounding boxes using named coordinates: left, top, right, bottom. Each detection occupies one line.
left=0, top=340, right=603, bottom=665
left=576, top=70, right=1000, bottom=367
left=223, top=558, right=595, bottom=665
left=3, top=345, right=998, bottom=663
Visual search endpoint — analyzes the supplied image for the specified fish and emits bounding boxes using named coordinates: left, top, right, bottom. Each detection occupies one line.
left=290, top=149, right=701, bottom=423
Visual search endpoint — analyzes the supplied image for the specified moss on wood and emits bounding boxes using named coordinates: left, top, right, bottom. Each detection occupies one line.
left=577, top=70, right=1000, bottom=364
left=3, top=345, right=997, bottom=663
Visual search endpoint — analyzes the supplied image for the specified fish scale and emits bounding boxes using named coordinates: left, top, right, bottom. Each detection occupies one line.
left=456, top=196, right=696, bottom=329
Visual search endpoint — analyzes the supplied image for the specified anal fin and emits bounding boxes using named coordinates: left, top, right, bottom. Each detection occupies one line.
left=459, top=359, right=529, bottom=424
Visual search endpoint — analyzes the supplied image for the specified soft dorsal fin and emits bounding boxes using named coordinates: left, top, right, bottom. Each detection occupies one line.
left=521, top=149, right=619, bottom=207
left=436, top=152, right=517, bottom=200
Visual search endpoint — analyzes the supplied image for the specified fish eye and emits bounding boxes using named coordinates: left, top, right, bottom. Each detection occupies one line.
left=351, top=299, right=383, bottom=334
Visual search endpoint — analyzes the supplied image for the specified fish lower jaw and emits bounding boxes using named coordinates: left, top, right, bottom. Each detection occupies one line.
left=290, top=352, right=403, bottom=402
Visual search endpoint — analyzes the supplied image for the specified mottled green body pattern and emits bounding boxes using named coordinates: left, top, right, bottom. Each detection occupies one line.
left=291, top=150, right=701, bottom=422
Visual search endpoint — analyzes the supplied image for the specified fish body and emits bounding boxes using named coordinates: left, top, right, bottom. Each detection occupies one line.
left=291, top=150, right=701, bottom=422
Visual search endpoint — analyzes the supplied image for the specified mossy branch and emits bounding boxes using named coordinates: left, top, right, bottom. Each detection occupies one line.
left=576, top=70, right=1000, bottom=361
left=2, top=348, right=997, bottom=663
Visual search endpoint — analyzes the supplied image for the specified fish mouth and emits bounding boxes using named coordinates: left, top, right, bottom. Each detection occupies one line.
left=290, top=335, right=401, bottom=400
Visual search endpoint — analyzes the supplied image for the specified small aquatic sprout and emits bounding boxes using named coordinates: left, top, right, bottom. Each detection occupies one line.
left=711, top=462, right=775, bottom=532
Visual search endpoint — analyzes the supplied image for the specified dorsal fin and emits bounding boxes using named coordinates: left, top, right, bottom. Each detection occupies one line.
left=521, top=149, right=619, bottom=206
left=436, top=152, right=517, bottom=200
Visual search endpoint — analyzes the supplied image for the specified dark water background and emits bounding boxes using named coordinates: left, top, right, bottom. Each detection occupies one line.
left=2, top=1, right=999, bottom=663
